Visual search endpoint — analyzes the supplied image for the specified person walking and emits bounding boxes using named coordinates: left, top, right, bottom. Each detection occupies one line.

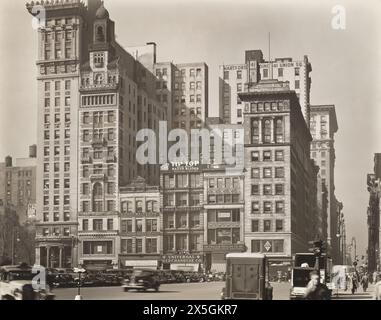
left=374, top=275, right=381, bottom=300
left=360, top=273, right=369, bottom=292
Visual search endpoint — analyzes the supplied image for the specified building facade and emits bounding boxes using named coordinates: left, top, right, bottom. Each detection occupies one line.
left=0, top=146, right=37, bottom=223
left=219, top=50, right=312, bottom=126
left=119, top=177, right=161, bottom=269
left=309, top=104, right=339, bottom=261
left=160, top=163, right=204, bottom=271
left=240, top=79, right=317, bottom=260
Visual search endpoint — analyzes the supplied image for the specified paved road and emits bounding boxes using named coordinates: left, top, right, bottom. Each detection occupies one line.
left=53, top=281, right=376, bottom=300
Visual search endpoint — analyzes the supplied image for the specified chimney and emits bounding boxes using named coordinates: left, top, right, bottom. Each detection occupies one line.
left=5, top=156, right=12, bottom=167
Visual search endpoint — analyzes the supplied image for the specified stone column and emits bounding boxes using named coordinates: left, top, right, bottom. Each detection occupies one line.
left=258, top=117, right=263, bottom=144
left=59, top=246, right=63, bottom=268
left=46, top=246, right=51, bottom=268
left=271, top=117, right=275, bottom=143
left=35, top=247, right=41, bottom=266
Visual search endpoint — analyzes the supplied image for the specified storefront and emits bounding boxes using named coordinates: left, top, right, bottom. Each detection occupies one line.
left=204, top=243, right=246, bottom=272
left=119, top=255, right=161, bottom=270
left=161, top=254, right=204, bottom=272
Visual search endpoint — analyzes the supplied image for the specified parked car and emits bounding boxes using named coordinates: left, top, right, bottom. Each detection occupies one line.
left=0, top=263, right=55, bottom=300
left=51, top=273, right=75, bottom=288
left=122, top=269, right=160, bottom=292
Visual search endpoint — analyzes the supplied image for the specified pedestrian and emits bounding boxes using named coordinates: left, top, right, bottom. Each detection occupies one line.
left=373, top=271, right=378, bottom=284
left=374, top=275, right=381, bottom=300
left=360, top=273, right=369, bottom=292
left=304, top=271, right=331, bottom=300
left=350, top=272, right=358, bottom=294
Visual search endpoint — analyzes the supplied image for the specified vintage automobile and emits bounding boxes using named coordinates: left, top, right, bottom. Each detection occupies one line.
left=221, top=253, right=273, bottom=300
left=0, top=263, right=55, bottom=300
left=122, top=269, right=160, bottom=292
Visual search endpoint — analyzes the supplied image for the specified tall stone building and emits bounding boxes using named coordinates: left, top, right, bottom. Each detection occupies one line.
left=27, top=0, right=165, bottom=268
left=239, top=79, right=318, bottom=260
left=309, top=104, right=339, bottom=261
left=219, top=50, right=311, bottom=126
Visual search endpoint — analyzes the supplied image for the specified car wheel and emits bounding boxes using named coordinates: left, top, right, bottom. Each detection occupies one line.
left=123, top=288, right=129, bottom=292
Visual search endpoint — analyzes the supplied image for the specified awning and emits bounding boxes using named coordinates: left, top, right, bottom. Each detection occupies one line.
left=125, top=260, right=158, bottom=269
left=170, top=263, right=200, bottom=272
left=210, top=263, right=226, bottom=273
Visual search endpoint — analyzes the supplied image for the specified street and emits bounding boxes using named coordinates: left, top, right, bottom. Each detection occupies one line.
left=53, top=282, right=376, bottom=300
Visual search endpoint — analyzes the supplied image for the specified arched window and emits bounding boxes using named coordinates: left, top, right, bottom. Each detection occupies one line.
left=95, top=74, right=103, bottom=85
left=146, top=201, right=152, bottom=212
left=121, top=201, right=127, bottom=213
left=251, top=119, right=259, bottom=144
left=96, top=26, right=105, bottom=42
left=264, top=119, right=271, bottom=143
left=136, top=200, right=143, bottom=213
left=275, top=118, right=284, bottom=143
left=93, top=182, right=103, bottom=197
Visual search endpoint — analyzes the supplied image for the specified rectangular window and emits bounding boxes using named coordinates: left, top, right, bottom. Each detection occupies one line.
left=263, top=69, right=269, bottom=78
left=275, top=201, right=284, bottom=213
left=275, top=184, right=284, bottom=195
left=275, top=150, right=284, bottom=161
left=264, top=220, right=271, bottom=232
left=251, top=168, right=260, bottom=179
left=146, top=238, right=157, bottom=254
left=82, top=219, right=89, bottom=231
left=107, top=219, right=113, bottom=231
left=251, top=151, right=259, bottom=161
left=263, top=184, right=272, bottom=195
left=252, top=201, right=259, bottom=214
left=251, top=240, right=261, bottom=253
left=93, top=219, right=103, bottom=231
left=295, top=80, right=300, bottom=89
left=251, top=184, right=259, bottom=195
left=278, top=68, right=283, bottom=77
left=136, top=239, right=143, bottom=253
left=275, top=167, right=285, bottom=178
left=263, top=201, right=272, bottom=213
left=276, top=220, right=283, bottom=232
left=263, top=151, right=272, bottom=161
left=251, top=220, right=259, bottom=232
left=263, top=167, right=272, bottom=178
left=223, top=70, right=229, bottom=80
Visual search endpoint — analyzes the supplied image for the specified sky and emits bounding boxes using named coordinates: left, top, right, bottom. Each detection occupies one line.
left=1, top=0, right=381, bottom=256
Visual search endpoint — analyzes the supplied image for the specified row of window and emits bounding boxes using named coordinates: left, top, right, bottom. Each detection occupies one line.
left=163, top=234, right=203, bottom=252
left=43, top=145, right=70, bottom=157
left=121, top=238, right=158, bottom=254
left=120, top=219, right=158, bottom=233
left=44, top=113, right=71, bottom=124
left=223, top=69, right=243, bottom=80
left=43, top=212, right=70, bottom=222
left=207, top=194, right=240, bottom=204
left=43, top=195, right=70, bottom=206
left=251, top=118, right=284, bottom=144
left=207, top=228, right=240, bottom=245
left=163, top=193, right=201, bottom=207
left=120, top=200, right=159, bottom=213
left=81, top=200, right=116, bottom=212
left=174, top=94, right=203, bottom=104
left=81, top=218, right=115, bottom=231
left=207, top=209, right=240, bottom=223
left=43, top=161, right=70, bottom=173
left=81, top=147, right=115, bottom=159
left=251, top=219, right=284, bottom=232
left=81, top=182, right=115, bottom=196
left=207, top=177, right=240, bottom=189
left=163, top=174, right=202, bottom=189
left=45, top=80, right=71, bottom=92
left=43, top=178, right=70, bottom=189
left=251, top=167, right=285, bottom=179
left=82, top=165, right=114, bottom=178
left=82, top=111, right=116, bottom=124
left=252, top=201, right=285, bottom=214
left=251, top=150, right=284, bottom=162
left=82, top=94, right=115, bottom=106
left=172, top=121, right=202, bottom=129
left=163, top=212, right=201, bottom=229
left=251, top=184, right=285, bottom=196
left=42, top=227, right=71, bottom=237
left=44, top=129, right=70, bottom=141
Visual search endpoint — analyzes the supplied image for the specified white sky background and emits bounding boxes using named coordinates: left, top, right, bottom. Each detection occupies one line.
left=1, top=0, right=381, bottom=256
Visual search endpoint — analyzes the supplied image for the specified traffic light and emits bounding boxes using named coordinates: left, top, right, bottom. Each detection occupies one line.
left=308, top=240, right=324, bottom=257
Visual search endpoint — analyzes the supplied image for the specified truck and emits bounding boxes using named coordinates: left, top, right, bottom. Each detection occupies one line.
left=221, top=253, right=273, bottom=300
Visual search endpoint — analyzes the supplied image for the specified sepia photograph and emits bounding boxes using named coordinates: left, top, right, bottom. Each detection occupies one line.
left=0, top=0, right=381, bottom=308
